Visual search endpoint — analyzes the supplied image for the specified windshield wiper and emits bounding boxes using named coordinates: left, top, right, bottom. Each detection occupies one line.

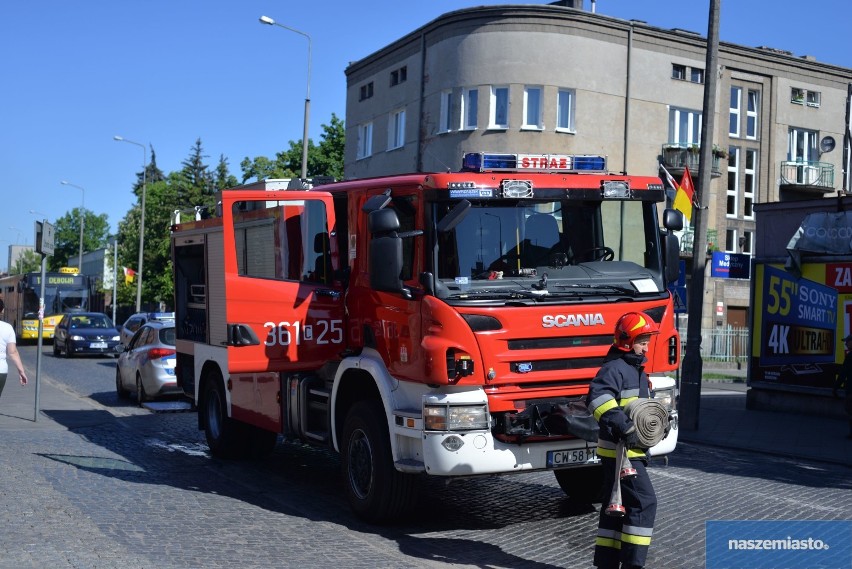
left=445, top=288, right=550, bottom=300
left=555, top=283, right=639, bottom=296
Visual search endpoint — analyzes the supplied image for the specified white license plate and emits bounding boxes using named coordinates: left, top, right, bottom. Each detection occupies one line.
left=90, top=342, right=107, bottom=349
left=547, top=447, right=599, bottom=468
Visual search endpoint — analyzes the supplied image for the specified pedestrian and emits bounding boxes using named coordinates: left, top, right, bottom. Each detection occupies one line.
left=833, top=334, right=852, bottom=439
left=586, top=311, right=659, bottom=569
left=0, top=298, right=28, bottom=398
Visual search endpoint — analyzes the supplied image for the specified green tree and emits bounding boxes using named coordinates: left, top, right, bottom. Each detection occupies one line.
left=13, top=249, right=42, bottom=274
left=116, top=139, right=227, bottom=309
left=215, top=154, right=239, bottom=190
left=240, top=113, right=345, bottom=182
left=47, top=208, right=111, bottom=271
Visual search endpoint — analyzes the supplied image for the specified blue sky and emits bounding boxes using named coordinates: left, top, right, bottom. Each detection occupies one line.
left=2, top=1, right=851, bottom=271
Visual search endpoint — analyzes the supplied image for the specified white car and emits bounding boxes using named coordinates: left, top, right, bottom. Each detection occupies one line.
left=115, top=320, right=179, bottom=405
left=119, top=311, right=174, bottom=346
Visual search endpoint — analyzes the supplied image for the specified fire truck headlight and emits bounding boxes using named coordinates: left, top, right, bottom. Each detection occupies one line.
left=653, top=387, right=675, bottom=411
left=424, top=404, right=488, bottom=431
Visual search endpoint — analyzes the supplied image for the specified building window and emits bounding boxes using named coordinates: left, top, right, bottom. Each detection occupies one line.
left=729, top=87, right=741, bottom=137
left=356, top=122, right=373, bottom=159
left=746, top=90, right=759, bottom=139
left=359, top=82, right=374, bottom=101
left=439, top=90, right=453, bottom=134
left=461, top=88, right=478, bottom=130
left=690, top=68, right=704, bottom=84
left=556, top=88, right=575, bottom=132
left=672, top=64, right=686, bottom=80
left=741, top=231, right=753, bottom=254
left=744, top=149, right=756, bottom=219
left=807, top=90, right=821, bottom=108
left=725, top=228, right=738, bottom=253
left=388, top=109, right=405, bottom=150
left=791, top=87, right=805, bottom=105
left=522, top=86, right=543, bottom=130
left=788, top=127, right=818, bottom=162
left=727, top=147, right=739, bottom=218
left=489, top=86, right=509, bottom=129
left=390, top=66, right=407, bottom=87
left=669, top=107, right=702, bottom=145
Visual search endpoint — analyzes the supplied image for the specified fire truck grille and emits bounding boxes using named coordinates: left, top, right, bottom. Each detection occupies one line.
left=507, top=335, right=612, bottom=350
left=510, top=356, right=605, bottom=374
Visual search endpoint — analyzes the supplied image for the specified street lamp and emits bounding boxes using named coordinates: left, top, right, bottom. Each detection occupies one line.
left=259, top=15, right=311, bottom=181
left=60, top=181, right=85, bottom=270
left=113, top=135, right=147, bottom=312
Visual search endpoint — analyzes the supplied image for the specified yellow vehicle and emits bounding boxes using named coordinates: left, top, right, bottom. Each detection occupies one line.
left=0, top=268, right=93, bottom=340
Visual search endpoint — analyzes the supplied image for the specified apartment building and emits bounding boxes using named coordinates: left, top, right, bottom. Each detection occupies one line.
left=343, top=1, right=852, bottom=330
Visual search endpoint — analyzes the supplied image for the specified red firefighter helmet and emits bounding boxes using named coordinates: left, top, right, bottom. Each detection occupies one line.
left=613, top=312, right=659, bottom=351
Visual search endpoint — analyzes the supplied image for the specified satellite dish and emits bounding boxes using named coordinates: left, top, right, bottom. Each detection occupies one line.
left=820, top=136, right=836, bottom=154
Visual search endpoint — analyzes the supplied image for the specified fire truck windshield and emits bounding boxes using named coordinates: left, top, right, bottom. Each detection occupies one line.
left=434, top=199, right=666, bottom=298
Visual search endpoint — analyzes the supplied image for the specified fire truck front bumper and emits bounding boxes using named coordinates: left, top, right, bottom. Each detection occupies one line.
left=419, top=430, right=599, bottom=476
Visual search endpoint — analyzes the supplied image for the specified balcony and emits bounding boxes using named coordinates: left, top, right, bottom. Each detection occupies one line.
left=661, top=144, right=723, bottom=179
left=779, top=161, right=835, bottom=195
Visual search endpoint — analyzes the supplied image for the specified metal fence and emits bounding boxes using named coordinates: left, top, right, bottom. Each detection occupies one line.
left=676, top=326, right=750, bottom=367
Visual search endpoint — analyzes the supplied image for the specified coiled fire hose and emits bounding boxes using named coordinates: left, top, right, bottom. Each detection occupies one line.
left=605, top=399, right=670, bottom=517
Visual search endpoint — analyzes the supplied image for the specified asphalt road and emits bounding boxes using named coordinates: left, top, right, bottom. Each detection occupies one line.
left=3, top=344, right=850, bottom=568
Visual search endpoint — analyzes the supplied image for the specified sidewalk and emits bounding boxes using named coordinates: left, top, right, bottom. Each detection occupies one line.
left=679, top=380, right=852, bottom=468
left=0, top=371, right=111, bottom=431
left=2, top=369, right=851, bottom=469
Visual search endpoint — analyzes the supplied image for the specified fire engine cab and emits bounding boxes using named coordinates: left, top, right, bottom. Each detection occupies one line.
left=171, top=151, right=682, bottom=522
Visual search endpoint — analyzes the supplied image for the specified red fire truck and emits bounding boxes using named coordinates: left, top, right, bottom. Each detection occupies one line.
left=171, top=151, right=682, bottom=522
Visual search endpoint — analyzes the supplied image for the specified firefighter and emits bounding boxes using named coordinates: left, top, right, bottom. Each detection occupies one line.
left=587, top=311, right=659, bottom=569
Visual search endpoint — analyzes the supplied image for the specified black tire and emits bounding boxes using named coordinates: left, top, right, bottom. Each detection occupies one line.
left=65, top=341, right=74, bottom=359
left=341, top=399, right=416, bottom=523
left=554, top=465, right=604, bottom=503
left=53, top=341, right=60, bottom=357
left=115, top=366, right=129, bottom=399
left=201, top=370, right=243, bottom=459
left=135, top=374, right=148, bottom=406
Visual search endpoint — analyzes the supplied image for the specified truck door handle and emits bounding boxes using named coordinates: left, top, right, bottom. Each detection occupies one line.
left=227, top=323, right=260, bottom=346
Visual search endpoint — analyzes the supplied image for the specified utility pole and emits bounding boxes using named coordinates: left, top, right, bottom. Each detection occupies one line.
left=679, top=0, right=721, bottom=431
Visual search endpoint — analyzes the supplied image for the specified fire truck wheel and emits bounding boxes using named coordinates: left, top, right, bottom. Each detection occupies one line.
left=553, top=465, right=604, bottom=503
left=115, top=367, right=129, bottom=399
left=342, top=399, right=415, bottom=523
left=201, top=371, right=242, bottom=459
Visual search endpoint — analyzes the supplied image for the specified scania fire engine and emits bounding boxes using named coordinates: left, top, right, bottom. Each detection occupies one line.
left=171, top=151, right=682, bottom=522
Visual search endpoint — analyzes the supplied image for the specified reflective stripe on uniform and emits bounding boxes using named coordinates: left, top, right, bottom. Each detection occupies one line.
left=590, top=395, right=618, bottom=421
left=619, top=395, right=638, bottom=407
left=595, top=537, right=622, bottom=550
left=621, top=532, right=652, bottom=546
left=596, top=438, right=646, bottom=459
left=622, top=524, right=653, bottom=537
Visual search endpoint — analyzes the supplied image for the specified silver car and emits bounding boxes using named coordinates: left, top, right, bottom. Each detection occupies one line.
left=115, top=320, right=179, bottom=405
left=119, top=311, right=175, bottom=346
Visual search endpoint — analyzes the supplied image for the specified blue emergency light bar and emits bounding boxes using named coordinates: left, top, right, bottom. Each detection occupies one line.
left=462, top=152, right=607, bottom=173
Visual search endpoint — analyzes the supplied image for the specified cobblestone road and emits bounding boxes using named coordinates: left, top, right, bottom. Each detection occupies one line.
left=0, top=346, right=849, bottom=568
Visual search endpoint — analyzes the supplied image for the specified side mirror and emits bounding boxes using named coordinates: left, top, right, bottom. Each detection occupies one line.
left=663, top=208, right=684, bottom=232
left=665, top=233, right=680, bottom=284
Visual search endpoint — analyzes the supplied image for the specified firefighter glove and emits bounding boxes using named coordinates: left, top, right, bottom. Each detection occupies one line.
left=621, top=425, right=641, bottom=447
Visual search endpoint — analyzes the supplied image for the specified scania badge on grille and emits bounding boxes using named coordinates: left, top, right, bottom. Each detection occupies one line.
left=517, top=362, right=533, bottom=373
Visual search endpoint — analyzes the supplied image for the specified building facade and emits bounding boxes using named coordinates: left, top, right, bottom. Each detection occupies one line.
left=343, top=2, right=852, bottom=331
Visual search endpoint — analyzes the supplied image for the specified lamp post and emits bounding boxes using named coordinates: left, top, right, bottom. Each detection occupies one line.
left=113, top=135, right=147, bottom=312
left=60, top=181, right=85, bottom=270
left=259, top=15, right=311, bottom=181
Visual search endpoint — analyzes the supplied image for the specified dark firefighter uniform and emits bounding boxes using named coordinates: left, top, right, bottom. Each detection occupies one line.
left=587, top=346, right=657, bottom=569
